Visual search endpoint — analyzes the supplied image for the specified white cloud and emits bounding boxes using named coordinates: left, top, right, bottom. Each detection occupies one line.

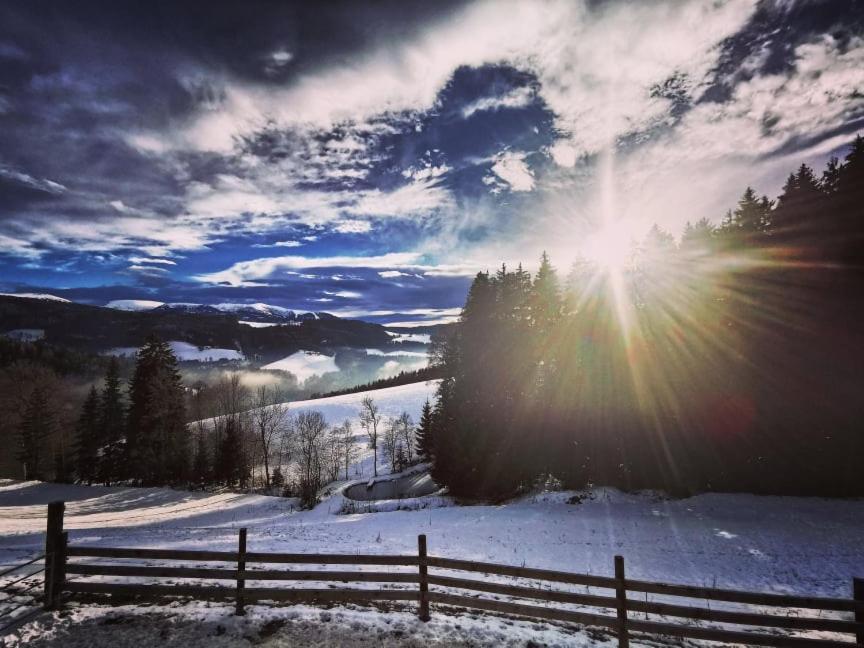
left=333, top=220, right=372, bottom=234
left=128, top=256, right=176, bottom=265
left=323, top=290, right=362, bottom=299
left=194, top=252, right=425, bottom=286
left=194, top=252, right=483, bottom=287
left=489, top=151, right=534, bottom=192
left=251, top=240, right=303, bottom=248
left=349, top=179, right=453, bottom=218
left=379, top=270, right=410, bottom=278
left=461, top=86, right=534, bottom=119
left=127, top=264, right=170, bottom=274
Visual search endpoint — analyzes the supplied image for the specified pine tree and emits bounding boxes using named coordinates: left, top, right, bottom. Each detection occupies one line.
left=414, top=399, right=435, bottom=461
left=191, top=432, right=211, bottom=489
left=75, top=386, right=100, bottom=484
left=98, top=358, right=125, bottom=485
left=271, top=465, right=285, bottom=490
left=126, top=336, right=189, bottom=485
left=218, top=417, right=247, bottom=488
left=17, top=387, right=54, bottom=481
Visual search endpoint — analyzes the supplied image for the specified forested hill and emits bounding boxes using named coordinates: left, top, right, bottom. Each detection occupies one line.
left=0, top=296, right=390, bottom=360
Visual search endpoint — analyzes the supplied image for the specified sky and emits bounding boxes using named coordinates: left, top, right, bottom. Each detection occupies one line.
left=1, top=0, right=863, bottom=326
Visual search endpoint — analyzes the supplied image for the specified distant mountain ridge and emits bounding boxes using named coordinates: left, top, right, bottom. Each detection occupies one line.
left=0, top=294, right=389, bottom=360
left=107, top=299, right=335, bottom=323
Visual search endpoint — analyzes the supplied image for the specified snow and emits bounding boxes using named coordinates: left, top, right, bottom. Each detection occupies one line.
left=105, top=341, right=244, bottom=362
left=213, top=302, right=293, bottom=317
left=2, top=381, right=862, bottom=645
left=105, top=300, right=164, bottom=311
left=239, top=320, right=282, bottom=328
left=261, top=350, right=339, bottom=381
left=2, top=478, right=863, bottom=646
left=386, top=331, right=432, bottom=344
left=365, top=348, right=428, bottom=358
left=2, top=329, right=45, bottom=341
left=9, top=602, right=600, bottom=647
left=0, top=292, right=69, bottom=302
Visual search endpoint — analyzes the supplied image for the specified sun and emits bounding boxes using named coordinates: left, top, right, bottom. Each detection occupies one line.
left=584, top=220, right=634, bottom=272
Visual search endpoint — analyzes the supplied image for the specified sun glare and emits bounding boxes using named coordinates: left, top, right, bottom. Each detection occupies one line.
left=584, top=221, right=634, bottom=272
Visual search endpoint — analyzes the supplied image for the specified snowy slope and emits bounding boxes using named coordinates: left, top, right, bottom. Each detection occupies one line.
left=0, top=292, right=69, bottom=302
left=198, top=381, right=440, bottom=479
left=105, top=299, right=165, bottom=311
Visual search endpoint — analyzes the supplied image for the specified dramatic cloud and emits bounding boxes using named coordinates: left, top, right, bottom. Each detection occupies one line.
left=1, top=0, right=862, bottom=319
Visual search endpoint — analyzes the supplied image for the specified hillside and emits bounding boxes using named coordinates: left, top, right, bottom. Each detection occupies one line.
left=0, top=295, right=392, bottom=360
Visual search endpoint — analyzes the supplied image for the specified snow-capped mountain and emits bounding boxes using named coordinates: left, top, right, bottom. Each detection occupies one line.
left=0, top=292, right=71, bottom=303
left=153, top=302, right=335, bottom=323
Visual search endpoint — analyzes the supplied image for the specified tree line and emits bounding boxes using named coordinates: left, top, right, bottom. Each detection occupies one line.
left=424, top=135, right=864, bottom=499
left=15, top=332, right=429, bottom=508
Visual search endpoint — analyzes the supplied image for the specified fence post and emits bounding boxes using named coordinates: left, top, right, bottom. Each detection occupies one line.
left=854, top=577, right=863, bottom=645
left=614, top=555, right=629, bottom=648
left=235, top=528, right=247, bottom=616
left=56, top=531, right=68, bottom=600
left=43, top=501, right=64, bottom=610
left=417, top=534, right=430, bottom=622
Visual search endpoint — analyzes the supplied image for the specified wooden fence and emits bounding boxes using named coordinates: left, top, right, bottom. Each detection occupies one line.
left=43, top=501, right=864, bottom=646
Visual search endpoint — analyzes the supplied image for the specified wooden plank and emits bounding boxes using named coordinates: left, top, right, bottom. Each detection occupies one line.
left=426, top=556, right=617, bottom=589
left=627, top=618, right=856, bottom=647
left=64, top=582, right=418, bottom=603
left=427, top=574, right=618, bottom=608
left=67, top=547, right=238, bottom=562
left=66, top=565, right=237, bottom=580
left=428, top=591, right=621, bottom=629
left=65, top=582, right=235, bottom=599
left=236, top=528, right=246, bottom=616
left=245, top=570, right=419, bottom=583
left=43, top=501, right=64, bottom=610
left=244, top=552, right=418, bottom=566
left=854, top=577, right=863, bottom=644
left=242, top=588, right=419, bottom=603
left=614, top=555, right=629, bottom=648
left=627, top=598, right=864, bottom=634
left=418, top=534, right=430, bottom=622
left=625, top=578, right=860, bottom=613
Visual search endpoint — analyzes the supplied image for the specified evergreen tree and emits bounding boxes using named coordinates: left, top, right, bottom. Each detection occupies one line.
left=191, top=432, right=211, bottom=489
left=218, top=417, right=247, bottom=488
left=17, top=387, right=54, bottom=481
left=773, top=164, right=824, bottom=246
left=271, top=465, right=285, bottom=490
left=75, top=385, right=100, bottom=484
left=414, top=399, right=435, bottom=461
left=126, top=335, right=189, bottom=485
left=98, top=358, right=125, bottom=484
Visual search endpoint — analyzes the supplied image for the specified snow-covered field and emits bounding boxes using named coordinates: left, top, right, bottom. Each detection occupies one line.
left=2, top=380, right=863, bottom=646
left=2, top=479, right=863, bottom=646
left=107, top=341, right=244, bottom=362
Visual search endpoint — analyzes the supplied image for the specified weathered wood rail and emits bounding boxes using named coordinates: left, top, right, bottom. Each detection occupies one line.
left=43, top=500, right=864, bottom=646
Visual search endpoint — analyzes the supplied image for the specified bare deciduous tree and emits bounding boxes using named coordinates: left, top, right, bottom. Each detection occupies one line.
left=395, top=411, right=415, bottom=464
left=295, top=410, right=328, bottom=508
left=383, top=417, right=399, bottom=473
left=250, top=386, right=290, bottom=488
left=335, top=419, right=357, bottom=480
left=358, top=395, right=381, bottom=477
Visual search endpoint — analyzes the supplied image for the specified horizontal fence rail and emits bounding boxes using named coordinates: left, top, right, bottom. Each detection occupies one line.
left=42, top=500, right=864, bottom=646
